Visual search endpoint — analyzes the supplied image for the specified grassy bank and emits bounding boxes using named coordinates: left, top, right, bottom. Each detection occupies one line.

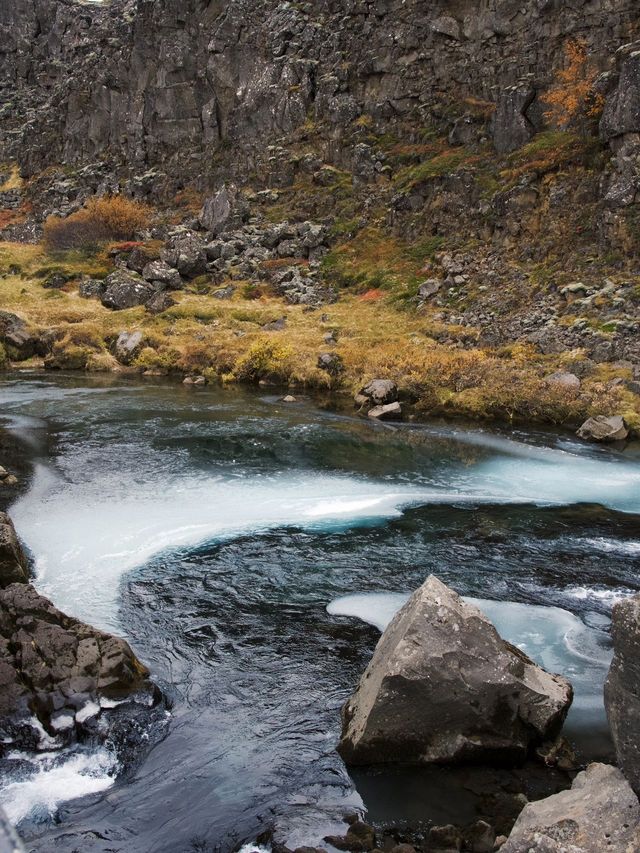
left=1, top=239, right=638, bottom=433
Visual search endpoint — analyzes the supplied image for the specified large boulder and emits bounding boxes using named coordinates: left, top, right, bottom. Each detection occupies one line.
left=0, top=513, right=29, bottom=587
left=199, top=184, right=248, bottom=235
left=100, top=270, right=156, bottom=311
left=0, top=582, right=155, bottom=747
left=605, top=593, right=640, bottom=795
left=141, top=260, right=183, bottom=290
left=113, top=330, right=144, bottom=365
left=0, top=310, right=42, bottom=360
left=501, top=763, right=640, bottom=852
left=356, top=379, right=398, bottom=407
left=577, top=415, right=628, bottom=442
left=160, top=233, right=207, bottom=278
left=338, top=576, right=572, bottom=766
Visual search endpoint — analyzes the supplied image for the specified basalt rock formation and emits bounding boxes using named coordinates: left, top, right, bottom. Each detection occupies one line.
left=0, top=512, right=161, bottom=754
left=1, top=2, right=639, bottom=426
left=605, top=592, right=640, bottom=795
left=501, top=762, right=640, bottom=853
left=1, top=0, right=638, bottom=194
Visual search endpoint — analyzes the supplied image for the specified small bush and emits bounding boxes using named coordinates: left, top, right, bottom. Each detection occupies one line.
left=233, top=339, right=294, bottom=383
left=44, top=196, right=152, bottom=252
left=541, top=39, right=604, bottom=129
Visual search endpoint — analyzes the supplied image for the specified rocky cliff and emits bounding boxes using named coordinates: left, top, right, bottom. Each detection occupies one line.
left=1, top=0, right=638, bottom=188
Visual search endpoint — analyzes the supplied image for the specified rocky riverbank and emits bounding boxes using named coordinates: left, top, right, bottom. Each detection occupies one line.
left=0, top=508, right=165, bottom=798
left=303, top=575, right=640, bottom=852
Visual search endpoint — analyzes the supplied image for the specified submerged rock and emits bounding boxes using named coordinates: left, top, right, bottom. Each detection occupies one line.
left=338, top=576, right=572, bottom=766
left=577, top=415, right=628, bottom=442
left=0, top=513, right=29, bottom=587
left=605, top=593, right=640, bottom=794
left=324, top=820, right=376, bottom=851
left=501, top=763, right=640, bottom=852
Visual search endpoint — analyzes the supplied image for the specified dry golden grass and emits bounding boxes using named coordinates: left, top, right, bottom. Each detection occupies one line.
left=0, top=165, right=23, bottom=192
left=0, top=238, right=638, bottom=430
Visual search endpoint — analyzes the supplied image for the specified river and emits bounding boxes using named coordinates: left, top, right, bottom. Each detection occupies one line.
left=1, top=374, right=639, bottom=852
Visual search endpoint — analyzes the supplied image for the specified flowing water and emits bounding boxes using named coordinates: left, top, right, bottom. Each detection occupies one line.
left=1, top=374, right=639, bottom=852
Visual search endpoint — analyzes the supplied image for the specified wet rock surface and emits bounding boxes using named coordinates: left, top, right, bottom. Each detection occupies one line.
left=338, top=576, right=572, bottom=766
left=0, top=581, right=159, bottom=750
left=0, top=514, right=29, bottom=587
left=577, top=415, right=629, bottom=443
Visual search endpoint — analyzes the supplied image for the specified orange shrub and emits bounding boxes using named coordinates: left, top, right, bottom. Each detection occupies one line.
left=541, top=39, right=604, bottom=128
left=358, top=288, right=384, bottom=302
left=44, top=196, right=152, bottom=252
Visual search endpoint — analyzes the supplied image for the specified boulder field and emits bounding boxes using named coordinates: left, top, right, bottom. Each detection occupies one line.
left=334, top=577, right=640, bottom=852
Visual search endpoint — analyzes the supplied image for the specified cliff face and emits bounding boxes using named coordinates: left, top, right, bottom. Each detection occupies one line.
left=1, top=0, right=638, bottom=185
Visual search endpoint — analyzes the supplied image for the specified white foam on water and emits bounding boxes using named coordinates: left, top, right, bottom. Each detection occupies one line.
left=11, top=464, right=436, bottom=630
left=11, top=422, right=640, bottom=632
left=0, top=748, right=117, bottom=826
left=563, top=585, right=636, bottom=607
left=578, top=537, right=640, bottom=557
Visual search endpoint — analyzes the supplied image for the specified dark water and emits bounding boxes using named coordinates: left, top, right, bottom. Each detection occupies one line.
left=1, top=374, right=639, bottom=852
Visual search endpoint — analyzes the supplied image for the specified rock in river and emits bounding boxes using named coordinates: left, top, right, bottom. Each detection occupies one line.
left=500, top=763, right=640, bottom=852
left=337, top=576, right=572, bottom=766
left=355, top=379, right=399, bottom=407
left=0, top=581, right=157, bottom=748
left=577, top=415, right=628, bottom=442
left=605, top=592, right=640, bottom=795
left=0, top=513, right=29, bottom=587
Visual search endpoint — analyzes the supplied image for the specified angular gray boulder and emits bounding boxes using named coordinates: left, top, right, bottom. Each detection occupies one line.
left=368, top=402, right=402, bottom=421
left=577, top=415, right=628, bottom=442
left=160, top=233, right=207, bottom=279
left=501, top=763, right=640, bottom=852
left=356, top=379, right=398, bottom=407
left=100, top=270, right=156, bottom=311
left=141, top=260, right=183, bottom=290
left=338, top=576, right=572, bottom=766
left=605, top=593, right=640, bottom=795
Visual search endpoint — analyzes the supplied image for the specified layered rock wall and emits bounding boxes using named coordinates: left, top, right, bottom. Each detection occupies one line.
left=1, top=0, right=638, bottom=185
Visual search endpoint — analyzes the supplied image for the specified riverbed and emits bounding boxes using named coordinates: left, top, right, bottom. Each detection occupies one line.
left=1, top=374, right=639, bottom=852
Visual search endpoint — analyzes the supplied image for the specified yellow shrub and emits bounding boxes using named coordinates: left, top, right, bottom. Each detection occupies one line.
left=233, top=339, right=294, bottom=382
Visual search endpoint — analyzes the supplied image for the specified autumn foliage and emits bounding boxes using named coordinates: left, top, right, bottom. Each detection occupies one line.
left=541, top=39, right=604, bottom=128
left=44, top=196, right=152, bottom=252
